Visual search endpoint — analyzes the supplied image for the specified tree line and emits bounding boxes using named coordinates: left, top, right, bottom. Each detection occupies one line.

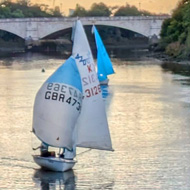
left=70, top=3, right=157, bottom=17
left=0, top=0, right=159, bottom=18
left=0, top=0, right=62, bottom=18
left=160, top=0, right=190, bottom=59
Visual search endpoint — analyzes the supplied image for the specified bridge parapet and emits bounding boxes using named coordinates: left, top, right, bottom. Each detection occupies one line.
left=0, top=15, right=170, bottom=22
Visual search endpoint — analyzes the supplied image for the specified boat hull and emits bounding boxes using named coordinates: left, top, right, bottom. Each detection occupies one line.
left=33, top=155, right=76, bottom=172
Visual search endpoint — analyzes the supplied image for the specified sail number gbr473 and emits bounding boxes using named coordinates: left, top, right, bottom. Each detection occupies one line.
left=44, top=82, right=82, bottom=111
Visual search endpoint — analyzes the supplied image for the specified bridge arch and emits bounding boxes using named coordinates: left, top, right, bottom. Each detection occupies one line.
left=0, top=27, right=25, bottom=39
left=40, top=23, right=148, bottom=40
left=38, top=22, right=73, bottom=39
left=0, top=19, right=26, bottom=39
left=0, top=16, right=169, bottom=41
left=89, top=23, right=148, bottom=37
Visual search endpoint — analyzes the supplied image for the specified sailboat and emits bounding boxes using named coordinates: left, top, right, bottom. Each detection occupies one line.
left=32, top=20, right=113, bottom=172
left=92, top=25, right=115, bottom=85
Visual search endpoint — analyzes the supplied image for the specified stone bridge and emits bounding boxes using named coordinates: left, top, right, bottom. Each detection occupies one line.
left=0, top=16, right=169, bottom=42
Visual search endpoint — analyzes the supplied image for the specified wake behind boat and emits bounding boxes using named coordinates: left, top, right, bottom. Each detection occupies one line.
left=32, top=20, right=113, bottom=172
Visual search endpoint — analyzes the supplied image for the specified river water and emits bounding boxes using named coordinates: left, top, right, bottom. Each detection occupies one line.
left=0, top=53, right=190, bottom=190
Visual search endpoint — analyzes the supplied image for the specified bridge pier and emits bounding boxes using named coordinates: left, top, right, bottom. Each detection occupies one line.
left=148, top=34, right=159, bottom=50
left=24, top=36, right=42, bottom=51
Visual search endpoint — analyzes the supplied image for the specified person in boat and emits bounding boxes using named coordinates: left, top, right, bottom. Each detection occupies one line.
left=33, top=142, right=55, bottom=157
left=40, top=142, right=50, bottom=157
left=41, top=143, right=56, bottom=157
left=59, top=148, right=75, bottom=160
left=59, top=148, right=65, bottom=158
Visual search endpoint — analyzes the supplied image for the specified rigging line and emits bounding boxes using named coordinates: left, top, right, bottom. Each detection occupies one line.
left=30, top=130, right=34, bottom=149
left=30, top=130, right=37, bottom=150
left=77, top=149, right=92, bottom=156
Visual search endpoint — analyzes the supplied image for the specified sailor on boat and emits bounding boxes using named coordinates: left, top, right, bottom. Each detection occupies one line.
left=59, top=148, right=75, bottom=160
left=33, top=142, right=55, bottom=157
left=40, top=142, right=50, bottom=157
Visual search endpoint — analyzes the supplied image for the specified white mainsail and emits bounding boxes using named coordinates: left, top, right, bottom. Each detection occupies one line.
left=33, top=57, right=82, bottom=150
left=72, top=20, right=113, bottom=151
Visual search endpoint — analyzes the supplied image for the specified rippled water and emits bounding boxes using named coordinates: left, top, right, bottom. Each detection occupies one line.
left=0, top=53, right=190, bottom=190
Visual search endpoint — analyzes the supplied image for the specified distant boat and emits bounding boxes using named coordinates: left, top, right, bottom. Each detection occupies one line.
left=92, top=25, right=115, bottom=85
left=32, top=20, right=113, bottom=172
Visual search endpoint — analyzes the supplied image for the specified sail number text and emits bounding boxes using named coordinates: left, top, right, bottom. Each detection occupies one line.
left=45, top=83, right=82, bottom=111
left=85, top=84, right=101, bottom=98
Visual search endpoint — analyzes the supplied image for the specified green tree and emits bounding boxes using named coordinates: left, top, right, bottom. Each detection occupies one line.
left=70, top=4, right=87, bottom=17
left=11, top=9, right=25, bottom=18
left=0, top=6, right=12, bottom=18
left=114, top=4, right=140, bottom=16
left=53, top=6, right=62, bottom=16
left=114, top=3, right=153, bottom=16
left=87, top=3, right=111, bottom=17
left=160, top=0, right=190, bottom=58
left=48, top=6, right=62, bottom=17
left=0, top=0, right=63, bottom=18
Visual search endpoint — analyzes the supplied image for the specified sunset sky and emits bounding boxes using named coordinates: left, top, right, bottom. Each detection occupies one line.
left=32, top=0, right=181, bottom=15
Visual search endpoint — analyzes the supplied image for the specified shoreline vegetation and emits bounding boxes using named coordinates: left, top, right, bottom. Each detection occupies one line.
left=158, top=0, right=190, bottom=61
left=146, top=50, right=190, bottom=76
left=147, top=0, right=190, bottom=74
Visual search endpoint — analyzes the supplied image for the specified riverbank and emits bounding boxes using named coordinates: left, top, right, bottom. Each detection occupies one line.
left=0, top=46, right=151, bottom=61
left=1, top=47, right=190, bottom=77
left=147, top=51, right=190, bottom=76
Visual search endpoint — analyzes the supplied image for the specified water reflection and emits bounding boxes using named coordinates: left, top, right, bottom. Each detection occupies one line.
left=1, top=53, right=190, bottom=189
left=173, top=78, right=190, bottom=86
left=100, top=85, right=109, bottom=99
left=0, top=52, right=65, bottom=71
left=33, top=169, right=75, bottom=190
left=161, top=61, right=190, bottom=87
left=161, top=62, right=190, bottom=76
left=107, top=48, right=150, bottom=60
left=0, top=59, right=13, bottom=67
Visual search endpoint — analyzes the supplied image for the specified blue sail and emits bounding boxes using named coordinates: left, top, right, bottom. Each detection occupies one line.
left=33, top=56, right=83, bottom=149
left=47, top=56, right=82, bottom=93
left=93, top=26, right=114, bottom=82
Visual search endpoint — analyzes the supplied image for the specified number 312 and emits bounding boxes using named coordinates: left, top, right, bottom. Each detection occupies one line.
left=85, top=85, right=101, bottom=98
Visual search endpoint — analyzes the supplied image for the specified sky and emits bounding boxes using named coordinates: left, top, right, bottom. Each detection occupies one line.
left=32, top=0, right=180, bottom=15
